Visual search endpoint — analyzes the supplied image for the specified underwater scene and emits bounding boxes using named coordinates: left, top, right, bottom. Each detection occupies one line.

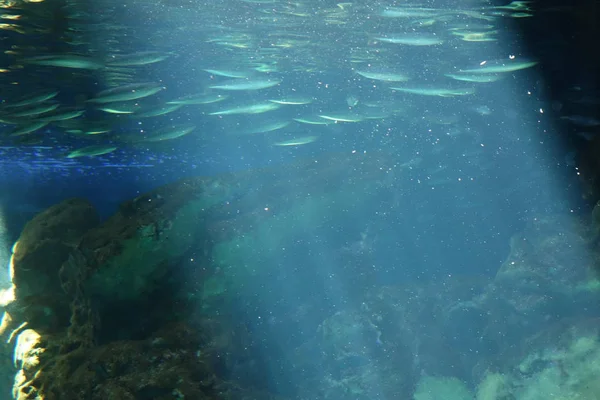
left=0, top=0, right=599, bottom=398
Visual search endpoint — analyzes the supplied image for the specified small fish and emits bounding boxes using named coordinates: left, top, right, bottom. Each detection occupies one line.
left=209, top=78, right=281, bottom=91
left=459, top=59, right=537, bottom=74
left=98, top=103, right=140, bottom=114
left=375, top=34, right=443, bottom=46
left=451, top=30, right=498, bottom=42
left=203, top=69, right=252, bottom=78
left=23, top=55, right=104, bottom=70
left=561, top=115, right=600, bottom=127
left=293, top=117, right=332, bottom=125
left=10, top=121, right=48, bottom=136
left=269, top=97, right=313, bottom=105
left=390, top=86, right=475, bottom=97
left=87, top=83, right=163, bottom=104
left=107, top=51, right=171, bottom=67
left=39, top=108, right=85, bottom=122
left=445, top=73, right=501, bottom=83
left=237, top=121, right=290, bottom=135
left=142, top=124, right=196, bottom=142
left=4, top=91, right=58, bottom=108
left=356, top=70, right=410, bottom=82
left=135, top=104, right=182, bottom=118
left=319, top=114, right=363, bottom=122
left=167, top=93, right=228, bottom=105
left=274, top=136, right=317, bottom=146
left=67, top=144, right=117, bottom=158
left=210, top=102, right=280, bottom=116
left=8, top=103, right=59, bottom=117
left=380, top=7, right=440, bottom=18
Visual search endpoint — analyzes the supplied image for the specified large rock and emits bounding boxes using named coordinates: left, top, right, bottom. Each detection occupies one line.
left=8, top=198, right=99, bottom=331
left=9, top=174, right=284, bottom=399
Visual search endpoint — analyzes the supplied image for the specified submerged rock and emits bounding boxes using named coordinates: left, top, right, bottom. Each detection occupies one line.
left=6, top=174, right=286, bottom=399
left=5, top=154, right=600, bottom=400
left=8, top=198, right=99, bottom=331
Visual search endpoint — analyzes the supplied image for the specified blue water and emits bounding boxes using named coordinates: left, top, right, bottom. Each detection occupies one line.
left=0, top=0, right=596, bottom=398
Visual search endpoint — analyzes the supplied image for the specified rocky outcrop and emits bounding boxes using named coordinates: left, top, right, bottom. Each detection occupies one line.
left=287, top=214, right=600, bottom=400
left=3, top=153, right=600, bottom=400
left=8, top=198, right=99, bottom=332
left=4, top=178, right=285, bottom=399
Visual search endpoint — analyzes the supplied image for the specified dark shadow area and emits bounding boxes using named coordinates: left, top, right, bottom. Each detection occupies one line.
left=516, top=0, right=600, bottom=201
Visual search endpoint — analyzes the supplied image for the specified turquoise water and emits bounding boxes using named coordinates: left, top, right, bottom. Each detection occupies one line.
left=1, top=0, right=598, bottom=399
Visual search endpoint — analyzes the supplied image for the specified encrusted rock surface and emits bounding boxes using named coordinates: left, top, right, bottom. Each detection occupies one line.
left=4, top=179, right=283, bottom=399
left=9, top=198, right=99, bottom=332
